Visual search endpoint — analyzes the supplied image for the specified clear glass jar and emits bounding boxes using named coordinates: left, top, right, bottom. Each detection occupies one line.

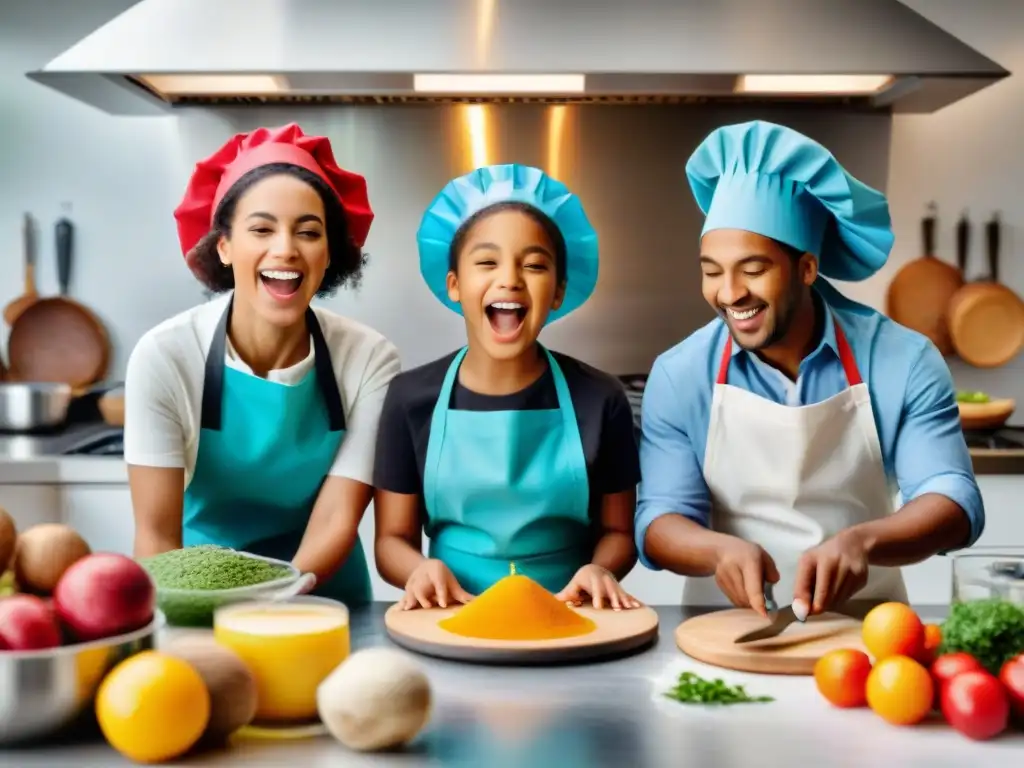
left=949, top=546, right=1024, bottom=605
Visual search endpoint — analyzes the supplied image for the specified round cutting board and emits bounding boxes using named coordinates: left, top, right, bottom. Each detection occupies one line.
left=675, top=609, right=866, bottom=675
left=384, top=602, right=659, bottom=665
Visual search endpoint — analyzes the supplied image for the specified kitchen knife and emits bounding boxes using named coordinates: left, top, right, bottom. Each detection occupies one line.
left=733, top=582, right=807, bottom=644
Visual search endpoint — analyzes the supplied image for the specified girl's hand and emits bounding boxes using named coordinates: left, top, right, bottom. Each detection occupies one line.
left=555, top=564, right=641, bottom=610
left=400, top=559, right=474, bottom=610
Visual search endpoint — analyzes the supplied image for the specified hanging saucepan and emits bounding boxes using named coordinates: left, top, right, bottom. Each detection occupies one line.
left=885, top=202, right=964, bottom=356
left=947, top=213, right=1024, bottom=368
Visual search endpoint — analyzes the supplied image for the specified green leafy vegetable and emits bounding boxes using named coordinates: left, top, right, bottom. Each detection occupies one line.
left=940, top=598, right=1024, bottom=674
left=663, top=671, right=773, bottom=705
left=956, top=390, right=991, bottom=404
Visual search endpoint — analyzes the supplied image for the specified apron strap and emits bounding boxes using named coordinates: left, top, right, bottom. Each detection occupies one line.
left=715, top=315, right=862, bottom=387
left=200, top=295, right=346, bottom=432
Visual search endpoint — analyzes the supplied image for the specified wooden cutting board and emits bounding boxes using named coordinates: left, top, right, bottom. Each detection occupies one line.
left=384, top=602, right=659, bottom=665
left=675, top=609, right=866, bottom=675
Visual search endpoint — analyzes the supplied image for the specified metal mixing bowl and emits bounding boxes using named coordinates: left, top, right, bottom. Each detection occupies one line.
left=0, top=614, right=162, bottom=745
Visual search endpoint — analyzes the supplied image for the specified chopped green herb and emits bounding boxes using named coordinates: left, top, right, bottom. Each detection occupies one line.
left=138, top=545, right=294, bottom=627
left=940, top=598, right=1024, bottom=675
left=139, top=545, right=291, bottom=590
left=663, top=671, right=774, bottom=705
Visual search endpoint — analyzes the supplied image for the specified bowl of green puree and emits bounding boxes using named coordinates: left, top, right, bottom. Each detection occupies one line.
left=138, top=546, right=304, bottom=627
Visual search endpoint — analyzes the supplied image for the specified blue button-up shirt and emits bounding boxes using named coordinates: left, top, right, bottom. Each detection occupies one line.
left=635, top=283, right=984, bottom=570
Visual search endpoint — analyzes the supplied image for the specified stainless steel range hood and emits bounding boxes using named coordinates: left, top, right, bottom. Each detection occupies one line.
left=28, top=0, right=1010, bottom=117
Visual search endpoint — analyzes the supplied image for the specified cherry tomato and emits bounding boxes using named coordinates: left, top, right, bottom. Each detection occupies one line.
left=940, top=670, right=1009, bottom=741
left=930, top=653, right=984, bottom=708
left=998, top=654, right=1024, bottom=723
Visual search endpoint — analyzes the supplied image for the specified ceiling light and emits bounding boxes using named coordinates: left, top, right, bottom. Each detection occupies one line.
left=735, top=75, right=894, bottom=95
left=136, top=74, right=286, bottom=96
left=413, top=74, right=585, bottom=94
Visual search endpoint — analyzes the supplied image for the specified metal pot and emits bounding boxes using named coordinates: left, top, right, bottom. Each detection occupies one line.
left=0, top=382, right=75, bottom=432
left=0, top=380, right=125, bottom=432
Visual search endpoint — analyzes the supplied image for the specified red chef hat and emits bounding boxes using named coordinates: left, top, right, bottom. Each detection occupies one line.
left=173, top=123, right=374, bottom=274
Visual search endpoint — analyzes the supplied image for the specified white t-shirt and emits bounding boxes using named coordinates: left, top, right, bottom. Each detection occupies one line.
left=124, top=293, right=401, bottom=489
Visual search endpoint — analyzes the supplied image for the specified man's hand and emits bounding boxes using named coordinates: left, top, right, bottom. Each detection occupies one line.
left=713, top=537, right=780, bottom=617
left=793, top=529, right=870, bottom=616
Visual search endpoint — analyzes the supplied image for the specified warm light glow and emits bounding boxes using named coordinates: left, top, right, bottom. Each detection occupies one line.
left=414, top=74, right=585, bottom=94
left=465, top=104, right=489, bottom=168
left=546, top=104, right=567, bottom=179
left=475, top=0, right=496, bottom=67
left=136, top=74, right=286, bottom=96
left=736, top=75, right=893, bottom=94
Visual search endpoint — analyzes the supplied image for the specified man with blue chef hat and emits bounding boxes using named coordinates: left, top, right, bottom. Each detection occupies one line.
left=636, top=120, right=984, bottom=619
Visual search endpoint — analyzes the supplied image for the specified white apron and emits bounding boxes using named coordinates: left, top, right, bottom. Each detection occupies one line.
left=683, top=317, right=908, bottom=607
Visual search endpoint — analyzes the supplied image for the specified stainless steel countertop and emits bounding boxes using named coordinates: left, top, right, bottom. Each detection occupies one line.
left=3, top=603, right=1023, bottom=767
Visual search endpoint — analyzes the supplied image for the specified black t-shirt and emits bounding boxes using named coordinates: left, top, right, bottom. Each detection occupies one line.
left=373, top=349, right=641, bottom=526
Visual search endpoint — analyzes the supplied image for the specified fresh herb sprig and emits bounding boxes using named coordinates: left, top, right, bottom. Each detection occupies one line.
left=663, top=671, right=773, bottom=705
left=940, top=598, right=1024, bottom=674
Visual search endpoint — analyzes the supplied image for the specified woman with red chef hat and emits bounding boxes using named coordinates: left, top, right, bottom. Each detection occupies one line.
left=124, top=124, right=400, bottom=605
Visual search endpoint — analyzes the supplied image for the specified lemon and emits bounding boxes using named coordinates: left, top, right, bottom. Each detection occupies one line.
left=96, top=650, right=211, bottom=763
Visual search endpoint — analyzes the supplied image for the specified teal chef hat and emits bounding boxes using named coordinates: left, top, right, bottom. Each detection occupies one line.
left=417, top=164, right=599, bottom=323
left=685, top=120, right=894, bottom=282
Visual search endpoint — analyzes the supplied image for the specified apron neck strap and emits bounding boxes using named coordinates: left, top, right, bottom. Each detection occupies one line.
left=715, top=315, right=862, bottom=387
left=200, top=295, right=346, bottom=432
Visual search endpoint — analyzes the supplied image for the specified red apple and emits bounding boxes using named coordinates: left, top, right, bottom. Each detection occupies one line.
left=53, top=553, right=155, bottom=642
left=0, top=594, right=62, bottom=650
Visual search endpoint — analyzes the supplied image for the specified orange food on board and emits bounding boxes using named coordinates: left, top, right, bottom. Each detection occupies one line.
left=918, top=623, right=942, bottom=666
left=814, top=649, right=873, bottom=708
left=861, top=602, right=925, bottom=661
left=866, top=655, right=934, bottom=726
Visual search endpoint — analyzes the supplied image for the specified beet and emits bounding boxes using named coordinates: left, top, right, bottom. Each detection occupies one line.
left=53, top=553, right=155, bottom=641
left=0, top=594, right=62, bottom=650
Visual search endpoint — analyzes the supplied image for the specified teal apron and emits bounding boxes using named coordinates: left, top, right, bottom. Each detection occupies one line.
left=422, top=346, right=591, bottom=595
left=181, top=297, right=372, bottom=606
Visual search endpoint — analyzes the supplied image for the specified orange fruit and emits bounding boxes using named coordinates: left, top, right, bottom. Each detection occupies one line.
left=861, top=602, right=925, bottom=661
left=814, top=648, right=872, bottom=708
left=96, top=651, right=210, bottom=763
left=866, top=655, right=934, bottom=726
left=918, top=623, right=942, bottom=666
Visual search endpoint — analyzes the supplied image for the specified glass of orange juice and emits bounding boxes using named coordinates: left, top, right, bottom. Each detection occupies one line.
left=213, top=596, right=350, bottom=722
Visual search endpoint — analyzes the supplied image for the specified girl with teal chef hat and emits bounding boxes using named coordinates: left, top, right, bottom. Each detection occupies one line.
left=124, top=124, right=401, bottom=606
left=373, top=164, right=642, bottom=610
left=636, top=121, right=982, bottom=619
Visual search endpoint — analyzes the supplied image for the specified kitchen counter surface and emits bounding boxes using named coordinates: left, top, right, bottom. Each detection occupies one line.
left=3, top=604, right=1022, bottom=767
left=0, top=451, right=1022, bottom=484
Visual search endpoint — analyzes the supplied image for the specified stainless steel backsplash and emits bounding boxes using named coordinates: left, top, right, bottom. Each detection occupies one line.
left=176, top=103, right=892, bottom=374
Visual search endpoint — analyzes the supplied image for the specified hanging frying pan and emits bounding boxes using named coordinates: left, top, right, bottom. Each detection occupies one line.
left=3, top=214, right=39, bottom=327
left=6, top=217, right=110, bottom=388
left=947, top=213, right=1024, bottom=368
left=885, top=203, right=964, bottom=355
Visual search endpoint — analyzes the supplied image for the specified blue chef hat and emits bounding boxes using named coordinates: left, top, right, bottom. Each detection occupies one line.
left=417, top=164, right=599, bottom=323
left=685, top=121, right=894, bottom=282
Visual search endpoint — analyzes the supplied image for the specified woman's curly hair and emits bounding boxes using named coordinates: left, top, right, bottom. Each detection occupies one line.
left=189, top=163, right=368, bottom=296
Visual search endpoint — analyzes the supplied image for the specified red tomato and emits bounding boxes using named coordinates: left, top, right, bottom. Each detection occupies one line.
left=930, top=653, right=985, bottom=708
left=999, top=655, right=1024, bottom=723
left=940, top=670, right=1009, bottom=741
